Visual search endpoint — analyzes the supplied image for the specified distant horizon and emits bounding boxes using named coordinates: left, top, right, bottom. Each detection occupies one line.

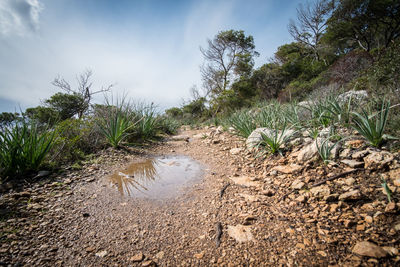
left=0, top=0, right=302, bottom=113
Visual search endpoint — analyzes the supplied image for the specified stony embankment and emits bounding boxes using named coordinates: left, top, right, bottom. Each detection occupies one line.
left=1, top=126, right=399, bottom=266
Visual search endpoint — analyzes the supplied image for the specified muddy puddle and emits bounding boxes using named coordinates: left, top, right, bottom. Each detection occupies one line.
left=108, top=155, right=203, bottom=199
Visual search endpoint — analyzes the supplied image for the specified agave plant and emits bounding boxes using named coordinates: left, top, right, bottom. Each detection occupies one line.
left=0, top=121, right=57, bottom=179
left=257, top=121, right=296, bottom=155
left=315, top=135, right=343, bottom=164
left=228, top=110, right=257, bottom=138
left=351, top=100, right=391, bottom=147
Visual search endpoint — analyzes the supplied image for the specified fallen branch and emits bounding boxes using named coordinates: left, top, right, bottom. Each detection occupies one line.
left=279, top=168, right=364, bottom=202
left=219, top=183, right=230, bottom=199
left=215, top=222, right=223, bottom=248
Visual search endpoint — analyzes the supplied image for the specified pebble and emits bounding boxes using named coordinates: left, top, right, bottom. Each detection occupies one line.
left=352, top=241, right=388, bottom=258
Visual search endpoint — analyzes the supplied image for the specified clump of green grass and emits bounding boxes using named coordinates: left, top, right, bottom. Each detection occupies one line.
left=351, top=100, right=391, bottom=147
left=228, top=110, right=257, bottom=138
left=0, top=121, right=57, bottom=179
left=381, top=178, right=392, bottom=203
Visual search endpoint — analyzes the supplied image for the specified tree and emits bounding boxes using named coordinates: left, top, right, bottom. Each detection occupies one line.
left=200, top=30, right=258, bottom=97
left=25, top=106, right=60, bottom=125
left=52, top=70, right=113, bottom=118
left=288, top=0, right=333, bottom=61
left=326, top=0, right=400, bottom=52
left=44, top=93, right=84, bottom=120
left=0, top=112, right=20, bottom=129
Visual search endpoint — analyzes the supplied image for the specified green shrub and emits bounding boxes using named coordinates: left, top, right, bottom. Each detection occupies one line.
left=0, top=121, right=57, bottom=179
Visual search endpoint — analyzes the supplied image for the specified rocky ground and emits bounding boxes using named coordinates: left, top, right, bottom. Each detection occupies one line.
left=1, top=126, right=400, bottom=266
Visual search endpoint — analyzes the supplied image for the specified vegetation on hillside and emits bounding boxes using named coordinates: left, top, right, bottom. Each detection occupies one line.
left=1, top=0, right=399, bottom=182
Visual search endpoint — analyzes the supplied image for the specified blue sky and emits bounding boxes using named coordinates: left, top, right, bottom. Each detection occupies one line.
left=0, top=0, right=302, bottom=113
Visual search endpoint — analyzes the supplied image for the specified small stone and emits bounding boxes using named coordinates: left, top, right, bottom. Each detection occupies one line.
left=155, top=251, right=164, bottom=260
left=291, top=180, right=305, bottom=190
left=394, top=179, right=400, bottom=187
left=385, top=202, right=396, bottom=213
left=394, top=224, right=400, bottom=231
left=310, top=185, right=331, bottom=198
left=339, top=190, right=361, bottom=201
left=356, top=224, right=366, bottom=231
left=330, top=204, right=339, bottom=213
left=341, top=159, right=364, bottom=168
left=194, top=252, right=205, bottom=259
left=352, top=150, right=369, bottom=159
left=130, top=253, right=144, bottom=262
left=227, top=224, right=254, bottom=243
left=296, top=195, right=307, bottom=203
left=272, top=164, right=303, bottom=174
left=95, top=250, right=108, bottom=257
left=365, top=216, right=373, bottom=224
left=382, top=246, right=399, bottom=256
left=352, top=241, right=388, bottom=258
left=85, top=247, right=95, bottom=253
left=344, top=178, right=356, bottom=186
left=229, top=176, right=260, bottom=187
left=142, top=260, right=155, bottom=267
left=296, top=243, right=306, bottom=249
left=230, top=148, right=242, bottom=155
left=317, top=251, right=328, bottom=257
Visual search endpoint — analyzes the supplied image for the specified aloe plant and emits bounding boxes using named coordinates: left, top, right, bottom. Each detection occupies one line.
left=351, top=100, right=390, bottom=147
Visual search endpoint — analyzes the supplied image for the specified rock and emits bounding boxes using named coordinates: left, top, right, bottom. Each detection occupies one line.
left=130, top=253, right=144, bottom=262
left=340, top=148, right=351, bottom=158
left=230, top=148, right=242, bottom=155
left=34, top=170, right=51, bottom=179
left=142, top=260, right=155, bottom=267
left=352, top=241, right=388, bottom=258
left=155, top=251, right=164, bottom=260
left=352, top=150, right=369, bottom=159
left=272, top=164, right=303, bottom=174
left=341, top=159, right=364, bottom=168
left=239, top=193, right=260, bottom=202
left=246, top=128, right=274, bottom=150
left=337, top=90, right=368, bottom=104
left=291, top=179, right=305, bottom=190
left=95, top=250, right=108, bottom=257
left=344, top=178, right=356, bottom=186
left=230, top=176, right=260, bottom=187
left=194, top=252, right=205, bottom=259
left=339, top=190, right=361, bottom=201
left=365, top=216, right=373, bottom=224
left=364, top=151, right=394, bottom=170
left=310, top=185, right=331, bottom=198
left=385, top=202, right=397, bottom=213
left=382, top=246, right=399, bottom=256
left=297, top=139, right=327, bottom=162
left=394, top=179, right=400, bottom=187
left=296, top=195, right=307, bottom=203
left=227, top=225, right=254, bottom=243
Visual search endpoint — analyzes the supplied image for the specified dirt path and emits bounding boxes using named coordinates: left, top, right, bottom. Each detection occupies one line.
left=1, top=127, right=399, bottom=266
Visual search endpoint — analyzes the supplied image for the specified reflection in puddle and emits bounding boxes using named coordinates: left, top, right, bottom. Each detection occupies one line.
left=108, top=155, right=203, bottom=199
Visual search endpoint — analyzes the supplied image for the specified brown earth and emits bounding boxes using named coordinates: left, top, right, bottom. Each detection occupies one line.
left=1, top=127, right=400, bottom=266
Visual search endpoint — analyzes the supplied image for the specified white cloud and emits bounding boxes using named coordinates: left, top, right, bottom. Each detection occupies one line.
left=0, top=0, right=43, bottom=36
